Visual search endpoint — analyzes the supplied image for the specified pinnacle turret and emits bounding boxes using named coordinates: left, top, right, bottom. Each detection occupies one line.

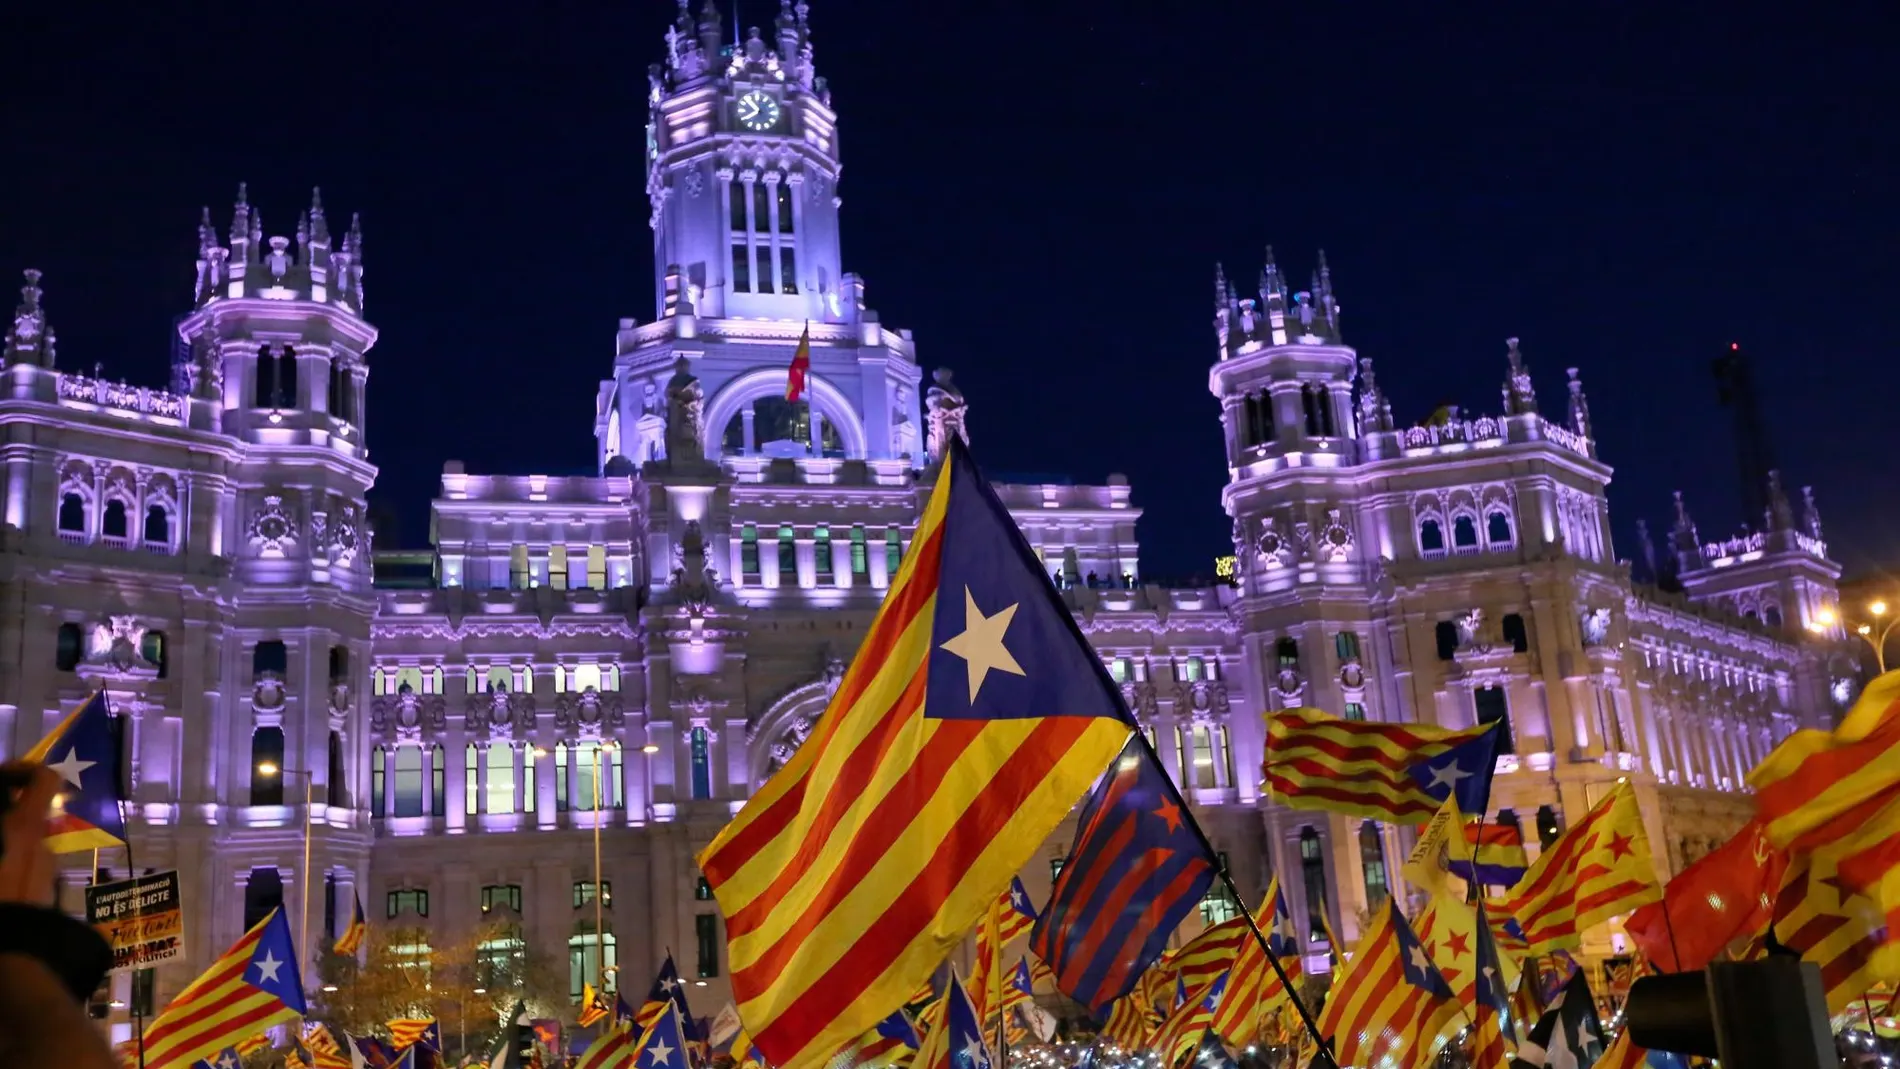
left=230, top=183, right=254, bottom=263
left=1501, top=336, right=1536, bottom=416
left=1565, top=367, right=1592, bottom=439
left=308, top=187, right=330, bottom=248
left=196, top=187, right=365, bottom=312
left=1765, top=470, right=1796, bottom=532
left=4, top=269, right=55, bottom=369
left=1801, top=486, right=1824, bottom=542
left=1357, top=358, right=1393, bottom=432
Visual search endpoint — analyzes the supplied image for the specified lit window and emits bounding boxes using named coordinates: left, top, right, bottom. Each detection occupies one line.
left=690, top=727, right=713, bottom=800
left=885, top=529, right=902, bottom=575
left=850, top=527, right=868, bottom=576
left=568, top=927, right=617, bottom=1000
left=696, top=914, right=721, bottom=978
left=1199, top=852, right=1239, bottom=926
left=549, top=545, right=570, bottom=590
left=1334, top=632, right=1361, bottom=662
left=1358, top=821, right=1389, bottom=909
left=509, top=543, right=530, bottom=589
left=371, top=748, right=386, bottom=817
left=481, top=884, right=523, bottom=913
left=778, top=526, right=796, bottom=578
left=386, top=889, right=429, bottom=920
left=814, top=526, right=832, bottom=575
left=485, top=743, right=517, bottom=815
left=586, top=545, right=608, bottom=590
left=251, top=727, right=285, bottom=806
left=392, top=745, right=424, bottom=817
left=741, top=525, right=760, bottom=577
left=1299, top=827, right=1328, bottom=941
left=573, top=881, right=614, bottom=909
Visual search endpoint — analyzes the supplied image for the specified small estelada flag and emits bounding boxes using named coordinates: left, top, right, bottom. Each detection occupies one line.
left=785, top=321, right=811, bottom=402
left=26, top=691, right=127, bottom=853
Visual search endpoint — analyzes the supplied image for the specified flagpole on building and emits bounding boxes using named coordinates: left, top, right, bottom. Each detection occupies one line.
left=594, top=745, right=609, bottom=996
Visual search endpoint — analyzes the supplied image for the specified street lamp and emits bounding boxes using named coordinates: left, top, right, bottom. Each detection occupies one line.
left=256, top=762, right=315, bottom=984
left=1851, top=600, right=1899, bottom=673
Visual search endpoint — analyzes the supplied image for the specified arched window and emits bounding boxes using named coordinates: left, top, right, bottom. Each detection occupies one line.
left=690, top=727, right=713, bottom=800
left=392, top=744, right=424, bottom=818
left=58, top=493, right=86, bottom=533
left=143, top=504, right=170, bottom=546
left=1475, top=685, right=1513, bottom=752
left=55, top=623, right=83, bottom=671
left=1358, top=821, right=1389, bottom=908
left=1486, top=510, right=1513, bottom=545
left=252, top=640, right=287, bottom=679
left=1419, top=519, right=1444, bottom=555
left=1452, top=515, right=1479, bottom=549
left=250, top=727, right=286, bottom=806
left=1298, top=827, right=1329, bottom=941
left=431, top=743, right=446, bottom=816
left=1243, top=391, right=1275, bottom=448
left=102, top=499, right=128, bottom=540
left=327, top=731, right=347, bottom=807
left=1435, top=621, right=1459, bottom=661
left=243, top=868, right=284, bottom=932
left=371, top=748, right=386, bottom=817
left=255, top=345, right=293, bottom=409
left=1763, top=605, right=1784, bottom=629
left=1502, top=613, right=1529, bottom=654
left=485, top=743, right=517, bottom=815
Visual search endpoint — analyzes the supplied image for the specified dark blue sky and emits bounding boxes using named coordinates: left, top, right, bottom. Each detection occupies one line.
left=5, top=2, right=1893, bottom=579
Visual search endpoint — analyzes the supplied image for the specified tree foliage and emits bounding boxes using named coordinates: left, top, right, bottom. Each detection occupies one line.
left=312, top=920, right=569, bottom=1055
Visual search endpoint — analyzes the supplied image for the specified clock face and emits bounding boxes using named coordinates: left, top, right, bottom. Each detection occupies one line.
left=736, top=91, right=781, bottom=131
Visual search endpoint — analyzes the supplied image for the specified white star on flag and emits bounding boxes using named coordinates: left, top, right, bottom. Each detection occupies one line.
left=1426, top=760, right=1471, bottom=791
left=251, top=950, right=284, bottom=985
left=648, top=1039, right=675, bottom=1065
left=46, top=748, right=94, bottom=789
left=940, top=587, right=1025, bottom=700
left=1406, top=943, right=1433, bottom=979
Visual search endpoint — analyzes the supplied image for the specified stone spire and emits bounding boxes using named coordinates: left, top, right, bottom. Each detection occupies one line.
left=697, top=0, right=723, bottom=68
left=308, top=187, right=331, bottom=248
left=1671, top=490, right=1701, bottom=555
left=776, top=0, right=799, bottom=63
left=1501, top=337, right=1537, bottom=415
left=4, top=269, right=55, bottom=368
left=1213, top=263, right=1231, bottom=349
left=1566, top=367, right=1593, bottom=439
left=194, top=206, right=229, bottom=304
left=1315, top=248, right=1340, bottom=338
left=1765, top=470, right=1796, bottom=532
left=229, top=182, right=254, bottom=264
left=1358, top=358, right=1394, bottom=432
left=1801, top=486, right=1824, bottom=542
left=793, top=0, right=816, bottom=89
left=1635, top=518, right=1659, bottom=582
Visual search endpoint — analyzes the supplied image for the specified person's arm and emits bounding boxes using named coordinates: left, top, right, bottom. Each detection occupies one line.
left=0, top=764, right=118, bottom=1069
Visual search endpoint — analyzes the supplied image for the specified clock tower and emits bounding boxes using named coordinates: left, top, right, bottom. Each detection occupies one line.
left=646, top=0, right=843, bottom=323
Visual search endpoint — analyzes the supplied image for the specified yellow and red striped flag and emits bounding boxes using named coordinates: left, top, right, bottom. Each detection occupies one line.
left=1749, top=670, right=1900, bottom=846
left=139, top=907, right=306, bottom=1069
left=574, top=1025, right=636, bottom=1069
left=696, top=439, right=1134, bottom=1069
left=578, top=982, right=612, bottom=1029
left=969, top=878, right=1036, bottom=1023
left=386, top=1017, right=440, bottom=1051
left=1501, top=780, right=1661, bottom=952
left=1263, top=708, right=1502, bottom=822
left=1314, top=898, right=1461, bottom=1068
left=1773, top=850, right=1900, bottom=1013
left=333, top=892, right=367, bottom=956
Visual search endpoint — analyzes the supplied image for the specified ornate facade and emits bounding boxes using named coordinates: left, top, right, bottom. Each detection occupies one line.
left=0, top=0, right=1853, bottom=1044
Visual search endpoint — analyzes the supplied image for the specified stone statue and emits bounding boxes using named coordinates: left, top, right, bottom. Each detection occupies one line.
left=924, top=368, right=968, bottom=463
left=671, top=519, right=718, bottom=605
left=665, top=355, right=705, bottom=461
left=191, top=334, right=224, bottom=400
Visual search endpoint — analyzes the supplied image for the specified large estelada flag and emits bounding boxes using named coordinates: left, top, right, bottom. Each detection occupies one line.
left=25, top=690, right=127, bottom=853
left=698, top=437, right=1134, bottom=1069
left=140, top=907, right=306, bottom=1069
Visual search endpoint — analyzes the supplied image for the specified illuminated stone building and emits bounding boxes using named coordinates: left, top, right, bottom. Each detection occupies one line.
left=0, top=0, right=1850, bottom=1043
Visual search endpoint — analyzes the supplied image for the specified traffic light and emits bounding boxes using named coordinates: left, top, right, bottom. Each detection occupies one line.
left=1625, top=958, right=1834, bottom=1069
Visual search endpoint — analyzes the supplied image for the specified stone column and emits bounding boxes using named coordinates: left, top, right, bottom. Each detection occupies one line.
left=794, top=531, right=816, bottom=589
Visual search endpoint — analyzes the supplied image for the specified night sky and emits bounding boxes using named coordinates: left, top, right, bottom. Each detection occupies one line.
left=5, top=3, right=1893, bottom=580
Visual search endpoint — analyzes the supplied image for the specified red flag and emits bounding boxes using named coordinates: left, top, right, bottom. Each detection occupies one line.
left=785, top=322, right=811, bottom=402
left=1623, top=819, right=1785, bottom=972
